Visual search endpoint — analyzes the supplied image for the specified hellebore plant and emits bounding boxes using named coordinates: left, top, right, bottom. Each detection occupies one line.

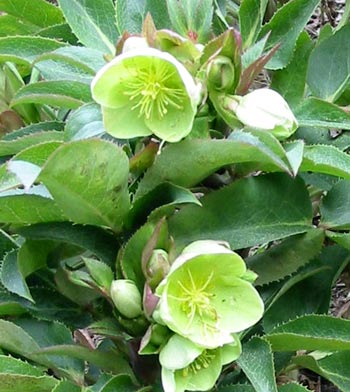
left=91, top=40, right=199, bottom=142
left=155, top=240, right=264, bottom=348
left=159, top=334, right=242, bottom=392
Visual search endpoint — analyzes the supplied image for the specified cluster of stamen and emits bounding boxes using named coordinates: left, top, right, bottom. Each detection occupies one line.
left=182, top=350, right=216, bottom=376
left=124, top=64, right=184, bottom=120
left=174, top=269, right=218, bottom=337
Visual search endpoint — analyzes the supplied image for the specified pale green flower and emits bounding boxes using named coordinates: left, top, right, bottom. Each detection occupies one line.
left=231, top=88, right=298, bottom=140
left=156, top=240, right=264, bottom=348
left=91, top=47, right=199, bottom=142
left=159, top=334, right=241, bottom=392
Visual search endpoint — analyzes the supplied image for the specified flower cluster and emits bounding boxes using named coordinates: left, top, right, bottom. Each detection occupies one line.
left=111, top=240, right=264, bottom=392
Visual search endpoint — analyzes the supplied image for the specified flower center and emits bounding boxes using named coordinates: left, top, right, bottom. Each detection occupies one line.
left=182, top=350, right=216, bottom=377
left=177, top=270, right=218, bottom=336
left=124, top=63, right=184, bottom=120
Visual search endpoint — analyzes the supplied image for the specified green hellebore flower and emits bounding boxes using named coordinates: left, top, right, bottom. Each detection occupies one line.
left=91, top=47, right=199, bottom=142
left=232, top=88, right=298, bottom=140
left=156, top=240, right=264, bottom=348
left=110, top=279, right=143, bottom=319
left=159, top=334, right=241, bottom=392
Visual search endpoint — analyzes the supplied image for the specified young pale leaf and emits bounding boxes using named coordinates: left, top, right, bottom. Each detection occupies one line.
left=39, top=140, right=130, bottom=232
left=135, top=133, right=292, bottom=199
left=246, top=229, right=324, bottom=286
left=58, top=0, right=117, bottom=54
left=307, top=24, right=350, bottom=102
left=295, top=97, right=350, bottom=129
left=12, top=81, right=92, bottom=109
left=271, top=32, right=313, bottom=109
left=293, top=352, right=350, bottom=392
left=265, top=315, right=350, bottom=351
left=0, top=0, right=63, bottom=27
left=300, top=144, right=350, bottom=179
left=259, top=0, right=320, bottom=69
left=239, top=0, right=268, bottom=48
left=320, top=179, right=350, bottom=229
left=237, top=337, right=278, bottom=392
left=0, top=36, right=65, bottom=65
left=169, top=173, right=312, bottom=251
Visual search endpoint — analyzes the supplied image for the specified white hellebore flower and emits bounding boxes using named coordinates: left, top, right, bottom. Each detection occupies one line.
left=234, top=88, right=298, bottom=140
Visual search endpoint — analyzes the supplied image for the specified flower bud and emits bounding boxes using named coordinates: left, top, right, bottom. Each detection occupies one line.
left=147, top=249, right=170, bottom=289
left=233, top=88, right=298, bottom=140
left=110, top=279, right=142, bottom=319
left=122, top=36, right=149, bottom=53
left=207, top=55, right=236, bottom=92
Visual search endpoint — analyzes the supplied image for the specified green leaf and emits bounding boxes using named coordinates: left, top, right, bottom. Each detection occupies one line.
left=65, top=103, right=105, bottom=141
left=127, top=183, right=201, bottom=230
left=115, top=0, right=145, bottom=34
left=247, top=229, right=324, bottom=286
left=17, top=222, right=118, bottom=265
left=265, top=315, right=350, bottom=351
left=217, top=386, right=254, bottom=392
left=2, top=122, right=64, bottom=141
left=326, top=231, right=350, bottom=250
left=13, top=141, right=63, bottom=166
left=0, top=0, right=63, bottom=27
left=12, top=81, right=92, bottom=109
left=278, top=384, right=311, bottom=392
left=0, top=319, right=41, bottom=356
left=40, top=140, right=130, bottom=231
left=300, top=144, right=350, bottom=179
left=296, top=126, right=350, bottom=151
left=0, top=374, right=58, bottom=392
left=295, top=97, right=350, bottom=129
left=87, top=374, right=140, bottom=392
left=239, top=0, right=268, bottom=48
left=1, top=250, right=33, bottom=301
left=0, top=355, right=43, bottom=376
left=271, top=32, right=313, bottom=109
left=36, top=23, right=78, bottom=45
left=0, top=185, right=66, bottom=225
left=237, top=337, right=277, bottom=392
left=58, top=0, right=118, bottom=54
left=135, top=133, right=292, bottom=199
left=259, top=0, right=320, bottom=69
left=293, top=352, right=350, bottom=392
left=52, top=380, right=82, bottom=392
left=307, top=24, right=350, bottom=102
left=0, top=15, right=38, bottom=37
left=262, top=245, right=349, bottom=332
left=0, top=36, right=66, bottom=65
left=35, top=344, right=132, bottom=375
left=169, top=173, right=312, bottom=251
left=0, top=131, right=64, bottom=157
left=320, top=179, right=350, bottom=229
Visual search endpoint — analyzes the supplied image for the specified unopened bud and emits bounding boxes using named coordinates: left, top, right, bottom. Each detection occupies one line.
left=110, top=279, right=142, bottom=319
left=147, top=249, right=170, bottom=289
left=207, top=55, right=236, bottom=92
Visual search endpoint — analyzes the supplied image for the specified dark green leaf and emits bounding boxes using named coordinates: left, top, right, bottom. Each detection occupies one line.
left=247, top=229, right=324, bottom=286
left=0, top=374, right=58, bottom=392
left=295, top=98, right=350, bottom=129
left=58, top=0, right=118, bottom=54
left=320, top=179, right=350, bottom=229
left=135, top=133, right=292, bottom=199
left=169, top=173, right=312, bottom=251
left=266, top=315, right=350, bottom=351
left=307, top=24, right=350, bottom=102
left=259, top=0, right=320, bottom=69
left=271, top=32, right=313, bottom=108
left=239, top=0, right=268, bottom=48
left=237, top=337, right=277, bottom=392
